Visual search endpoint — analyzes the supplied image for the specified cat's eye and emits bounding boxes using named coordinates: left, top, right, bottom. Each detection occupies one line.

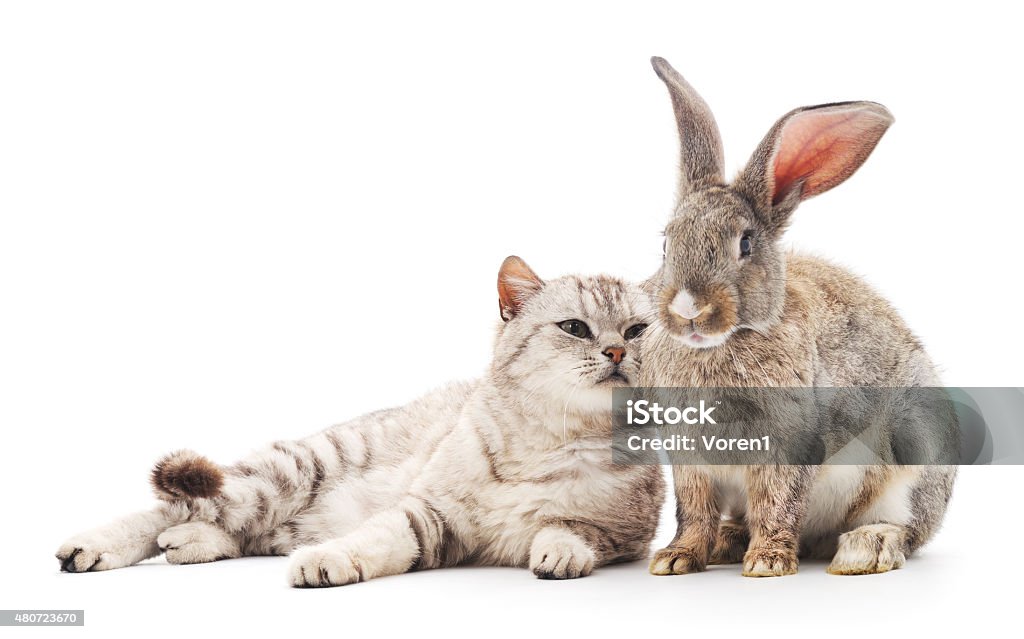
left=740, top=232, right=753, bottom=258
left=558, top=319, right=592, bottom=339
left=624, top=323, right=648, bottom=341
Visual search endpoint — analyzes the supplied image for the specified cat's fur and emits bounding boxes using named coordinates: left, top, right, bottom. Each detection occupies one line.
left=56, top=257, right=665, bottom=586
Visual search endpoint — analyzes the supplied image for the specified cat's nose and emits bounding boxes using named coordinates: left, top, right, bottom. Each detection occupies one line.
left=603, top=346, right=626, bottom=365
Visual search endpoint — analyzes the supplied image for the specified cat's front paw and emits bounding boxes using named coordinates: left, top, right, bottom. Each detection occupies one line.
left=529, top=528, right=596, bottom=580
left=289, top=544, right=362, bottom=588
left=55, top=536, right=128, bottom=573
left=742, top=546, right=798, bottom=577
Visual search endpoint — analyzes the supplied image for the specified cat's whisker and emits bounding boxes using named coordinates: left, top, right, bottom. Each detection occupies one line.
left=517, top=362, right=596, bottom=406
left=561, top=378, right=584, bottom=447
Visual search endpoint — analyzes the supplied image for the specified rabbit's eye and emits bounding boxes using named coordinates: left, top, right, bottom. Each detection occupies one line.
left=740, top=233, right=753, bottom=258
left=662, top=237, right=667, bottom=258
left=558, top=319, right=592, bottom=339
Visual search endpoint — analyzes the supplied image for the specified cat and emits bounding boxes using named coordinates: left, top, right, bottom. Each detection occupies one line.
left=56, top=256, right=665, bottom=586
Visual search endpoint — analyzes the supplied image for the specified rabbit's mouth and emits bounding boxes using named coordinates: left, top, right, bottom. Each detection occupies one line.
left=657, top=286, right=739, bottom=348
left=673, top=329, right=734, bottom=350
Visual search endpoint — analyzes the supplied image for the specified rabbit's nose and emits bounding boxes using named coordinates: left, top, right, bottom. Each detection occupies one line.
left=603, top=346, right=626, bottom=364
left=669, top=289, right=710, bottom=320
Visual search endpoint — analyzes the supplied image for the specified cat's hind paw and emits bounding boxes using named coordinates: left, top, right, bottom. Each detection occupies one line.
left=158, top=522, right=240, bottom=565
left=56, top=537, right=129, bottom=573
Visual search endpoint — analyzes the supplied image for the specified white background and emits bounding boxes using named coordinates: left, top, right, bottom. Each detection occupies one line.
left=1, top=1, right=1022, bottom=637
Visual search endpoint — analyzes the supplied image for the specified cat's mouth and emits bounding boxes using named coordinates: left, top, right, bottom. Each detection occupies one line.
left=598, top=370, right=630, bottom=385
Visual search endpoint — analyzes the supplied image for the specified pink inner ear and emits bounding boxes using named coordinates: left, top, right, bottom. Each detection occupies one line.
left=771, top=105, right=892, bottom=205
left=497, top=256, right=543, bottom=320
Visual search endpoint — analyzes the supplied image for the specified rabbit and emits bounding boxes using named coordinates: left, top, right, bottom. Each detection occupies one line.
left=639, top=57, right=957, bottom=577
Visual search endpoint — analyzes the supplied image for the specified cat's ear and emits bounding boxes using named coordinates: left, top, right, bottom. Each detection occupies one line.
left=497, top=256, right=543, bottom=321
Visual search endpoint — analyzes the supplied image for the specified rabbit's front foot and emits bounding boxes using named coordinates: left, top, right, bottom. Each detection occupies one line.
left=649, top=546, right=706, bottom=575
left=742, top=546, right=798, bottom=577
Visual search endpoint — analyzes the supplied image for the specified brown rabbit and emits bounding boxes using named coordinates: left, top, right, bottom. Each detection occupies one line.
left=641, top=57, right=956, bottom=577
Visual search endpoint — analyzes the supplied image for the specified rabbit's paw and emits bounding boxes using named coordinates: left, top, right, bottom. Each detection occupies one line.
left=289, top=544, right=363, bottom=588
left=529, top=528, right=595, bottom=580
left=649, top=546, right=705, bottom=575
left=158, top=522, right=240, bottom=565
left=742, top=546, right=798, bottom=577
left=827, top=523, right=907, bottom=575
left=709, top=520, right=749, bottom=565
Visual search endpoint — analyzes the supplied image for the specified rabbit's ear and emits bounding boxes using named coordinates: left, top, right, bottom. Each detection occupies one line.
left=497, top=256, right=544, bottom=321
left=736, top=101, right=893, bottom=229
left=651, top=57, right=725, bottom=196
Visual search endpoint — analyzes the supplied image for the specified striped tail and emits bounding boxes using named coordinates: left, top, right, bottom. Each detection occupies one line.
left=151, top=450, right=225, bottom=500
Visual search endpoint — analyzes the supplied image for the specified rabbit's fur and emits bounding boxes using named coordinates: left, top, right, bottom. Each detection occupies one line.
left=641, top=57, right=956, bottom=577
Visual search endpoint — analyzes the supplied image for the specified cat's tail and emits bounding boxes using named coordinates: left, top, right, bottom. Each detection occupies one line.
left=151, top=450, right=225, bottom=500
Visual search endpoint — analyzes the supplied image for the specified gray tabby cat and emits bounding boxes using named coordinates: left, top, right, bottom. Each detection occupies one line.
left=56, top=256, right=664, bottom=586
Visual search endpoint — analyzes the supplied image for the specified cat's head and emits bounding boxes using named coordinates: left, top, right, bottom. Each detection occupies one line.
left=491, top=256, right=652, bottom=417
